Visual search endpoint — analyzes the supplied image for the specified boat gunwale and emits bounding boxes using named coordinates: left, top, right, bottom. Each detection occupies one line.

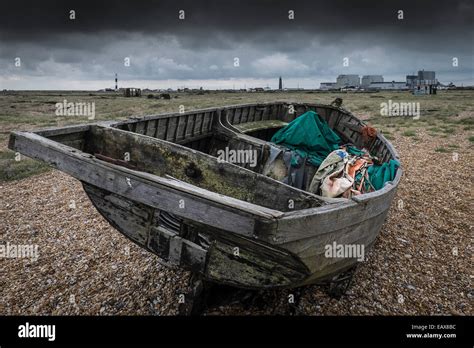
left=10, top=129, right=289, bottom=219
left=107, top=100, right=349, bottom=127
left=10, top=101, right=402, bottom=221
left=109, top=101, right=289, bottom=126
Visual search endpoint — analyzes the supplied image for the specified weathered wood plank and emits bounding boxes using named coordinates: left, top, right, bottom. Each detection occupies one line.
left=135, top=121, right=146, bottom=135
left=280, top=211, right=389, bottom=274
left=205, top=231, right=310, bottom=288
left=83, top=183, right=151, bottom=245
left=167, top=117, right=178, bottom=141
left=274, top=184, right=397, bottom=244
left=156, top=118, right=167, bottom=139
left=194, top=113, right=203, bottom=135
left=148, top=226, right=207, bottom=273
left=9, top=131, right=283, bottom=239
left=35, top=124, right=91, bottom=137
left=145, top=119, right=157, bottom=137
left=233, top=120, right=288, bottom=134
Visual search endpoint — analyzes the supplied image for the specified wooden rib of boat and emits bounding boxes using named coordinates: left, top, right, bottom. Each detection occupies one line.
left=9, top=101, right=401, bottom=290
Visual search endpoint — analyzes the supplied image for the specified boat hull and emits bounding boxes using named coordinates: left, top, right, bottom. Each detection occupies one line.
left=83, top=182, right=311, bottom=289
left=8, top=101, right=402, bottom=289
left=81, top=173, right=398, bottom=288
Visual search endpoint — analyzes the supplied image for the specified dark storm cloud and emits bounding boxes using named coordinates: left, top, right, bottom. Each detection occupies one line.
left=1, top=0, right=472, bottom=42
left=0, top=0, right=472, bottom=89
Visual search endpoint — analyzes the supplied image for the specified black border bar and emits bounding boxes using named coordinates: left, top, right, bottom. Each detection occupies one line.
left=0, top=316, right=472, bottom=346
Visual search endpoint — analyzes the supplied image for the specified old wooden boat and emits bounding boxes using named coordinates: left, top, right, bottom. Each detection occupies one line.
left=9, top=101, right=401, bottom=292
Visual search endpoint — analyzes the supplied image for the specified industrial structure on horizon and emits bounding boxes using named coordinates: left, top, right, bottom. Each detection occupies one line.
left=320, top=70, right=439, bottom=94
left=102, top=71, right=442, bottom=94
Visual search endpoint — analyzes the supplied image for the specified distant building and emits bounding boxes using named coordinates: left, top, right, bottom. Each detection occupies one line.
left=335, top=75, right=360, bottom=88
left=279, top=77, right=283, bottom=90
left=418, top=70, right=436, bottom=82
left=414, top=70, right=438, bottom=95
left=406, top=75, right=418, bottom=89
left=341, top=86, right=359, bottom=91
left=321, top=71, right=438, bottom=92
left=123, top=88, right=142, bottom=97
left=320, top=82, right=337, bottom=90
left=361, top=75, right=383, bottom=88
left=368, top=81, right=408, bottom=90
left=413, top=84, right=437, bottom=95
left=407, top=70, right=438, bottom=95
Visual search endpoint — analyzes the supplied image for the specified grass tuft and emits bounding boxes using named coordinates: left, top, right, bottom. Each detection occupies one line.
left=0, top=151, right=51, bottom=182
left=402, top=130, right=416, bottom=137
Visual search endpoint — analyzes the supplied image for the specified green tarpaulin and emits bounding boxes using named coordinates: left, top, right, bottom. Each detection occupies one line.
left=367, top=159, right=400, bottom=190
left=271, top=110, right=399, bottom=192
left=270, top=111, right=341, bottom=167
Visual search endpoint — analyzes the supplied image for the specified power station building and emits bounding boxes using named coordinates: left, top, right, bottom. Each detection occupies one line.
left=319, top=70, right=437, bottom=92
left=368, top=81, right=408, bottom=90
left=361, top=75, right=384, bottom=88
left=319, top=82, right=337, bottom=90
left=417, top=70, right=436, bottom=84
left=407, top=70, right=438, bottom=95
left=406, top=75, right=418, bottom=89
left=335, top=74, right=360, bottom=88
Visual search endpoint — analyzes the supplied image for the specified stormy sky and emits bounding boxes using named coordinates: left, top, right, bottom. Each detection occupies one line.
left=0, top=0, right=473, bottom=90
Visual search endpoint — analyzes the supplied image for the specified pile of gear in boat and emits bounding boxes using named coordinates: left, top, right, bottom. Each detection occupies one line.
left=263, top=111, right=399, bottom=198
